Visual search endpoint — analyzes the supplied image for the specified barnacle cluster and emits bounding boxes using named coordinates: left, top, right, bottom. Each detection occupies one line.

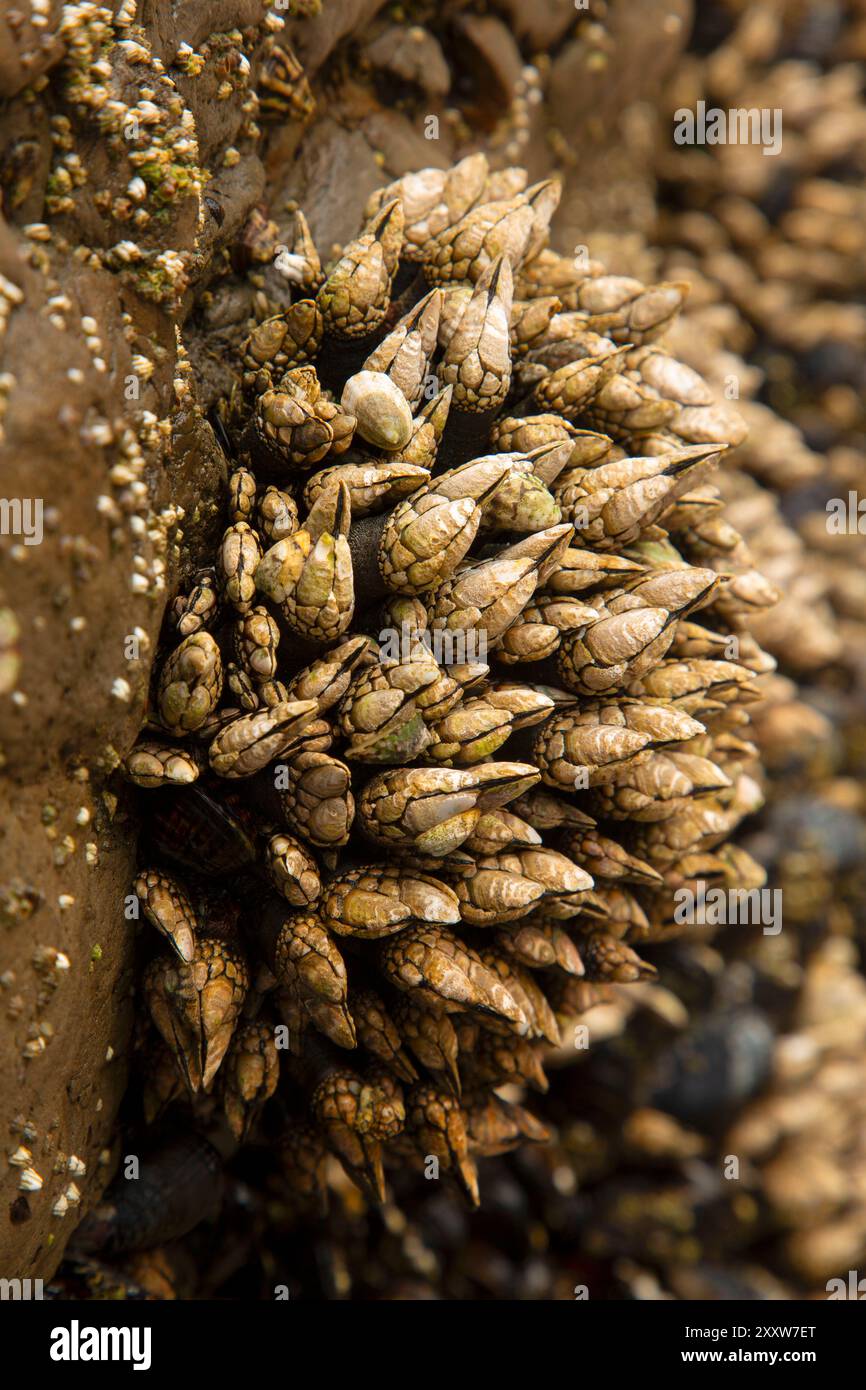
left=67, top=149, right=782, bottom=1264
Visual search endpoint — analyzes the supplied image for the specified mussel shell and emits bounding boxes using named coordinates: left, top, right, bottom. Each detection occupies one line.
left=145, top=785, right=257, bottom=876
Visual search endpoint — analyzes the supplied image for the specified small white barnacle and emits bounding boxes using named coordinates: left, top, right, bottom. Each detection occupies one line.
left=19, top=1166, right=43, bottom=1191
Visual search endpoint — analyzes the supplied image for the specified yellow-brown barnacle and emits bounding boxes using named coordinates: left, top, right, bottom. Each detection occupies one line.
left=619, top=700, right=708, bottom=756
left=391, top=383, right=453, bottom=470
left=264, top=832, right=321, bottom=907
left=317, top=199, right=403, bottom=340
left=304, top=478, right=351, bottom=543
left=406, top=1083, right=480, bottom=1205
left=123, top=740, right=202, bottom=789
left=467, top=760, right=541, bottom=811
left=496, top=918, right=584, bottom=976
left=228, top=467, right=257, bottom=526
left=258, top=40, right=315, bottom=122
left=427, top=555, right=537, bottom=643
left=612, top=565, right=719, bottom=619
left=362, top=288, right=442, bottom=407
left=444, top=857, right=546, bottom=926
left=339, top=369, right=413, bottom=451
left=481, top=684, right=556, bottom=729
left=563, top=830, right=660, bottom=889
left=669, top=398, right=750, bottom=450
left=378, top=454, right=511, bottom=593
left=221, top=1021, right=279, bottom=1141
left=144, top=936, right=249, bottom=1094
left=663, top=485, right=724, bottom=535
left=667, top=621, right=734, bottom=661
left=476, top=949, right=561, bottom=1046
left=239, top=302, right=325, bottom=396
left=508, top=846, right=593, bottom=907
left=296, top=991, right=356, bottom=1052
left=322, top=864, right=461, bottom=940
left=580, top=930, right=656, bottom=983
left=278, top=749, right=355, bottom=848
left=222, top=675, right=258, bottom=715
left=255, top=484, right=299, bottom=545
left=423, top=698, right=513, bottom=766
left=233, top=605, right=280, bottom=682
left=500, top=522, right=575, bottom=586
left=285, top=634, right=373, bottom=712
left=358, top=765, right=482, bottom=854
left=436, top=284, right=473, bottom=352
left=279, top=299, right=324, bottom=367
left=481, top=464, right=562, bottom=534
left=281, top=716, right=334, bottom=758
left=577, top=276, right=690, bottom=344
left=393, top=998, right=461, bottom=1095
left=532, top=707, right=650, bottom=790
left=158, top=631, right=223, bottom=732
left=312, top=398, right=356, bottom=456
left=587, top=753, right=700, bottom=822
left=304, top=461, right=428, bottom=517
left=311, top=1070, right=387, bottom=1202
left=363, top=1066, right=406, bottom=1141
left=248, top=388, right=333, bottom=470
left=509, top=786, right=596, bottom=834
left=628, top=657, right=756, bottom=704
left=218, top=522, right=262, bottom=615
left=510, top=296, right=562, bottom=356
left=464, top=809, right=542, bottom=857
left=495, top=615, right=561, bottom=665
left=587, top=885, right=651, bottom=941
left=282, top=516, right=355, bottom=643
left=544, top=549, right=646, bottom=596
left=257, top=678, right=291, bottom=708
left=171, top=567, right=221, bottom=638
left=584, top=371, right=682, bottom=437
left=711, top=568, right=781, bottom=620
left=273, top=207, right=323, bottom=293
left=490, top=413, right=577, bottom=458
left=439, top=256, right=514, bottom=412
left=468, top=1030, right=549, bottom=1095
left=208, top=700, right=319, bottom=778
left=558, top=446, right=722, bottom=550
left=515, top=246, right=604, bottom=306
left=558, top=604, right=676, bottom=695
left=477, top=165, right=527, bottom=203
left=545, top=974, right=610, bottom=1023
left=275, top=912, right=351, bottom=1010
left=465, top=1092, right=551, bottom=1157
left=365, top=153, right=489, bottom=258
left=338, top=654, right=438, bottom=763
left=627, top=347, right=747, bottom=447
left=378, top=924, right=527, bottom=1031
left=349, top=988, right=418, bottom=1083
left=532, top=346, right=628, bottom=420
left=133, top=868, right=197, bottom=963
left=423, top=194, right=534, bottom=286
left=255, top=531, right=310, bottom=605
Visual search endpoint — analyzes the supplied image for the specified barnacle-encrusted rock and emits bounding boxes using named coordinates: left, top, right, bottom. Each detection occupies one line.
left=107, top=139, right=788, bottom=1257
